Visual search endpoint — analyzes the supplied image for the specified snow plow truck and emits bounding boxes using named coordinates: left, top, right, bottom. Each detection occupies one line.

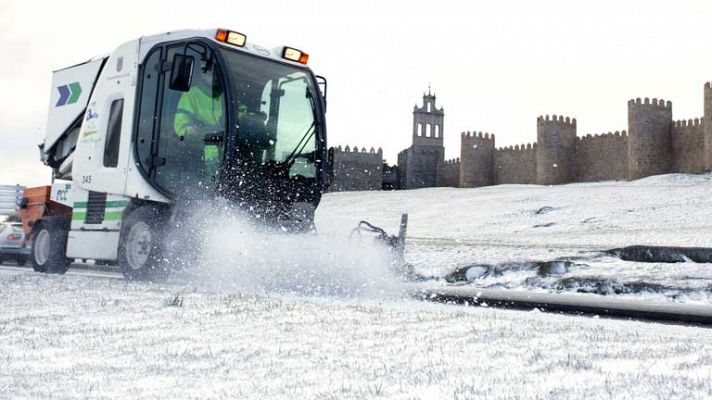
left=19, top=28, right=330, bottom=279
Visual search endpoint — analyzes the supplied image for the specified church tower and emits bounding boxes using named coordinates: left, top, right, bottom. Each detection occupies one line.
left=412, top=87, right=445, bottom=147
left=397, top=87, right=446, bottom=189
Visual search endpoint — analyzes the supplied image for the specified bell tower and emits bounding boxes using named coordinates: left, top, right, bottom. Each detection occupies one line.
left=398, top=86, right=446, bottom=189
left=412, top=86, right=445, bottom=147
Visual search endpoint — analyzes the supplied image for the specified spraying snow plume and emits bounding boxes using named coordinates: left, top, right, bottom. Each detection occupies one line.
left=168, top=202, right=405, bottom=299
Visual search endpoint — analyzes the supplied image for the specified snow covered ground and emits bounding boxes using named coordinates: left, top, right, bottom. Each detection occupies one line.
left=318, top=173, right=712, bottom=304
left=2, top=173, right=712, bottom=398
left=2, top=270, right=712, bottom=399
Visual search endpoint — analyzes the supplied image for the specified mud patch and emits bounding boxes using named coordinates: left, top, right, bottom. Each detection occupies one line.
left=534, top=206, right=556, bottom=215
left=607, top=246, right=712, bottom=263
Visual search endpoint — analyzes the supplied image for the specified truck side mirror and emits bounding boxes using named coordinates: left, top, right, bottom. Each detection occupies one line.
left=169, top=54, right=194, bottom=92
left=316, top=75, right=327, bottom=112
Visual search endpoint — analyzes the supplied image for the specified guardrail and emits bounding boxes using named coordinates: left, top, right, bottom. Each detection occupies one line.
left=0, top=184, right=25, bottom=216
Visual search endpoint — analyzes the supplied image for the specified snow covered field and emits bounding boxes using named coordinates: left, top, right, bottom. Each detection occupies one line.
left=319, top=173, right=712, bottom=303
left=2, top=270, right=712, bottom=399
left=2, top=173, right=712, bottom=399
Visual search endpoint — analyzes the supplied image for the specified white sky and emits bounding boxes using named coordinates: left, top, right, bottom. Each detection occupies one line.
left=1, top=0, right=711, bottom=186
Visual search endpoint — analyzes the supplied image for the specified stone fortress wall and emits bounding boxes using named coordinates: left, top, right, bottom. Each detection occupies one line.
left=329, top=145, right=383, bottom=191
left=439, top=158, right=461, bottom=188
left=494, top=142, right=537, bottom=184
left=329, top=82, right=712, bottom=191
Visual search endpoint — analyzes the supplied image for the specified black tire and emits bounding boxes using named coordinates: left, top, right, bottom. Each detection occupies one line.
left=31, top=217, right=71, bottom=274
left=117, top=206, right=168, bottom=281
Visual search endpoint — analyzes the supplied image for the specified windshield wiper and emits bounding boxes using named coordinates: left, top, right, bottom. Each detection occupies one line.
left=282, top=121, right=316, bottom=169
left=281, top=87, right=320, bottom=169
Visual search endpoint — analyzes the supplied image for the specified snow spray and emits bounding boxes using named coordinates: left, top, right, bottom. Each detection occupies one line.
left=168, top=201, right=406, bottom=299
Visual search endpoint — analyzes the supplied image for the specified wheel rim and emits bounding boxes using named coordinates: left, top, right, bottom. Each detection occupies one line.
left=126, top=222, right=152, bottom=270
left=34, top=229, right=51, bottom=265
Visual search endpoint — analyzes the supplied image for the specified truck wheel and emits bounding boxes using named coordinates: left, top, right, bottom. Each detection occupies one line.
left=31, top=217, right=71, bottom=274
left=118, top=206, right=167, bottom=281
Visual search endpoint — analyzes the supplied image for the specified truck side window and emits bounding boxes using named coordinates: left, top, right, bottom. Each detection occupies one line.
left=103, top=99, right=123, bottom=168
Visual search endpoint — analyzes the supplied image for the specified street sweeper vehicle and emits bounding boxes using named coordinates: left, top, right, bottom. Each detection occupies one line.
left=20, top=28, right=332, bottom=279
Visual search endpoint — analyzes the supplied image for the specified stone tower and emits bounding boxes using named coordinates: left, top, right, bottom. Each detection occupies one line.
left=412, top=88, right=445, bottom=147
left=627, top=98, right=673, bottom=180
left=536, top=115, right=577, bottom=185
left=460, top=131, right=495, bottom=187
left=398, top=88, right=445, bottom=189
left=704, top=82, right=712, bottom=171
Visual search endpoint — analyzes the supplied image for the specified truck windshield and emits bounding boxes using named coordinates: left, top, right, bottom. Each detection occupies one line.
left=219, top=49, right=319, bottom=179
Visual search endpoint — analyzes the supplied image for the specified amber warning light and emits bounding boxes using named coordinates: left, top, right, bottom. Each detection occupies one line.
left=215, top=29, right=246, bottom=47
left=282, top=47, right=309, bottom=64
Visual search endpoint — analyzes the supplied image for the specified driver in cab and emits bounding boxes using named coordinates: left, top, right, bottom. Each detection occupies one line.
left=173, top=65, right=225, bottom=165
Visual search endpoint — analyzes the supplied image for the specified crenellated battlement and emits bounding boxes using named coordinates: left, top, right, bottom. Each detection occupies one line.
left=627, top=97, right=673, bottom=110
left=579, top=130, right=628, bottom=141
left=334, top=145, right=383, bottom=155
left=674, top=118, right=703, bottom=128
left=444, top=157, right=461, bottom=165
left=461, top=131, right=496, bottom=141
left=706, top=82, right=711, bottom=89
left=496, top=143, right=536, bottom=152
left=536, top=114, right=577, bottom=127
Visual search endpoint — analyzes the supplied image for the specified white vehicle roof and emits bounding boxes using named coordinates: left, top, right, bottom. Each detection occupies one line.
left=137, top=28, right=311, bottom=69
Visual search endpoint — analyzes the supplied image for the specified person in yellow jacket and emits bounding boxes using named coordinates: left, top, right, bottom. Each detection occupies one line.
left=173, top=70, right=225, bottom=177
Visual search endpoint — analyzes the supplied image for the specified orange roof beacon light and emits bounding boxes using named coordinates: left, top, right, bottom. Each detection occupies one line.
left=215, top=29, right=247, bottom=47
left=282, top=47, right=309, bottom=64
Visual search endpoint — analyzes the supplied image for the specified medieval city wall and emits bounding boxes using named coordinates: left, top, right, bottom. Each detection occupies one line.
left=576, top=131, right=628, bottom=181
left=330, top=82, right=712, bottom=192
left=671, top=119, right=706, bottom=173
left=330, top=146, right=383, bottom=192
left=494, top=143, right=537, bottom=184
left=440, top=158, right=461, bottom=187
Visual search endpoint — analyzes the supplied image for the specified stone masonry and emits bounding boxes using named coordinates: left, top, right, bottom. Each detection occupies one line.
left=329, top=82, right=712, bottom=191
left=329, top=146, right=383, bottom=191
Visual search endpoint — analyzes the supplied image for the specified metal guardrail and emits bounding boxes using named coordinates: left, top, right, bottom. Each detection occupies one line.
left=0, top=184, right=25, bottom=215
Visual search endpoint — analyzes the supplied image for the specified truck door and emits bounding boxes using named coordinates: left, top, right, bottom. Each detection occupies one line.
left=134, top=43, right=227, bottom=199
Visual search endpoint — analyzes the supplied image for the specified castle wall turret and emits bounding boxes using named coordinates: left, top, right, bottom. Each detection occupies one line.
left=459, top=131, right=495, bottom=187
left=536, top=115, right=577, bottom=185
left=627, top=98, right=673, bottom=179
left=704, top=82, right=712, bottom=171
